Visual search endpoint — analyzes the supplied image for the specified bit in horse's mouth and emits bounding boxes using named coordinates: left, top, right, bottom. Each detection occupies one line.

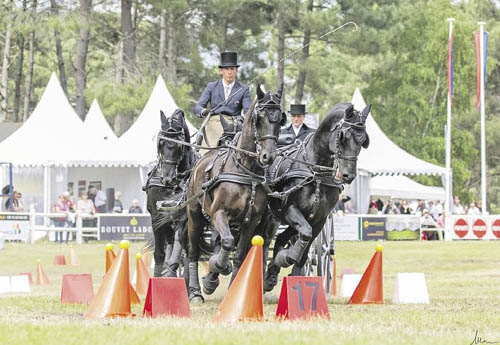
left=335, top=169, right=341, bottom=180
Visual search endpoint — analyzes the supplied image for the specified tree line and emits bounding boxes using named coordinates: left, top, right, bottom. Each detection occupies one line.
left=0, top=0, right=499, bottom=211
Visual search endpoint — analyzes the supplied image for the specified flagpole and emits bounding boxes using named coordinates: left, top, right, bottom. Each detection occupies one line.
left=479, top=21, right=487, bottom=215
left=445, top=18, right=454, bottom=239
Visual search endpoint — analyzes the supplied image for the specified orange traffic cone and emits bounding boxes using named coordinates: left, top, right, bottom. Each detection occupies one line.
left=348, top=245, right=384, bottom=304
left=213, top=236, right=264, bottom=323
left=67, top=245, right=80, bottom=266
left=53, top=255, right=66, bottom=265
left=331, top=254, right=337, bottom=297
left=105, top=243, right=116, bottom=274
left=141, top=249, right=150, bottom=267
left=105, top=243, right=140, bottom=304
left=85, top=240, right=133, bottom=318
left=135, top=253, right=151, bottom=295
left=36, top=259, right=50, bottom=285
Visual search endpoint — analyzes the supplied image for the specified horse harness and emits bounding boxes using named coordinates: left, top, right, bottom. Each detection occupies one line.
left=268, top=132, right=344, bottom=220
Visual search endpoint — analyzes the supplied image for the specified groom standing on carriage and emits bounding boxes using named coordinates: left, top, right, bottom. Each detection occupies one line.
left=280, top=104, right=316, bottom=143
left=194, top=51, right=252, bottom=149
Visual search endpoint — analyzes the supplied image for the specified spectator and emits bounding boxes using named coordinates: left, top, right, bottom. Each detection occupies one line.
left=415, top=200, right=425, bottom=215
left=76, top=192, right=96, bottom=227
left=451, top=196, right=464, bottom=215
left=436, top=210, right=446, bottom=228
left=4, top=190, right=24, bottom=212
left=382, top=200, right=395, bottom=214
left=112, top=191, right=123, bottom=213
left=398, top=199, right=412, bottom=214
left=89, top=185, right=107, bottom=213
left=128, top=199, right=143, bottom=214
left=53, top=193, right=73, bottom=244
left=334, top=194, right=350, bottom=215
left=467, top=202, right=481, bottom=215
left=432, top=200, right=443, bottom=221
left=368, top=198, right=378, bottom=214
left=421, top=208, right=439, bottom=240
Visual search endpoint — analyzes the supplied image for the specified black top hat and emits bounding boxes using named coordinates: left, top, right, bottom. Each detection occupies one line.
left=289, top=104, right=307, bottom=115
left=219, top=51, right=240, bottom=68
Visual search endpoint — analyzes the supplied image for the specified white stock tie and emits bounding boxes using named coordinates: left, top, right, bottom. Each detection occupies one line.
left=224, top=86, right=230, bottom=100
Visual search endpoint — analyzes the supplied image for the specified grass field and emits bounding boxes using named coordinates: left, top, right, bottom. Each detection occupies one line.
left=0, top=239, right=499, bottom=345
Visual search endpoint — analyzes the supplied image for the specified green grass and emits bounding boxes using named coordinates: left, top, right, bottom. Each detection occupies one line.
left=0, top=240, right=499, bottom=345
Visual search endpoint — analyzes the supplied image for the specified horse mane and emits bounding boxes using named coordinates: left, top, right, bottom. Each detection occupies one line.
left=317, top=102, right=353, bottom=132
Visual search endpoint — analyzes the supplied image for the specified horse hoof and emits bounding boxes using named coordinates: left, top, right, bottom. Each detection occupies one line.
left=209, top=256, right=232, bottom=275
left=290, top=265, right=305, bottom=276
left=275, top=249, right=293, bottom=268
left=189, top=294, right=205, bottom=304
left=220, top=262, right=232, bottom=276
left=263, top=276, right=277, bottom=292
left=263, top=266, right=279, bottom=292
left=202, top=274, right=219, bottom=295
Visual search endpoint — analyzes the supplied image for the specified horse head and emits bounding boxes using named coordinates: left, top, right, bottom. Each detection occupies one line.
left=327, top=103, right=370, bottom=184
left=244, top=83, right=285, bottom=167
left=158, top=109, right=189, bottom=185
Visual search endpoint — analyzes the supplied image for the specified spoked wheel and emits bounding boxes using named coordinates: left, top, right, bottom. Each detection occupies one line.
left=315, top=213, right=335, bottom=298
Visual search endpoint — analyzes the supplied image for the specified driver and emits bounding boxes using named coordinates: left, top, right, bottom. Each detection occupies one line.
left=279, top=104, right=316, bottom=146
left=194, top=51, right=252, bottom=149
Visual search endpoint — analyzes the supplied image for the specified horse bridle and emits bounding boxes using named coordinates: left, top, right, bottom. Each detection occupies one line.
left=329, top=111, right=367, bottom=175
left=251, top=93, right=283, bottom=158
left=157, top=119, right=187, bottom=182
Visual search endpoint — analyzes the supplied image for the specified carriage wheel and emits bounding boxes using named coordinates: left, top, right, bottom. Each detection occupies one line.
left=315, top=213, right=335, bottom=298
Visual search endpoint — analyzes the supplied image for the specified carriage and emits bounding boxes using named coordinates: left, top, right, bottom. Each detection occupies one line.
left=145, top=85, right=369, bottom=301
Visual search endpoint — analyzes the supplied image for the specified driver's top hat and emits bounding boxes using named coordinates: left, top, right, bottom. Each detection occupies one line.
left=289, top=104, right=307, bottom=115
left=219, top=51, right=240, bottom=68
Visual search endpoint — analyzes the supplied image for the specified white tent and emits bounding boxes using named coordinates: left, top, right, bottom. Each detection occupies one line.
left=67, top=75, right=198, bottom=209
left=96, top=75, right=197, bottom=166
left=370, top=175, right=445, bottom=201
left=83, top=99, right=117, bottom=141
left=1, top=74, right=197, bottom=212
left=0, top=72, right=86, bottom=167
left=344, top=88, right=449, bottom=213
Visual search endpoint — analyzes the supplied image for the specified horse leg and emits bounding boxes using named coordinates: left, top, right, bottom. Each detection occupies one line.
left=203, top=210, right=233, bottom=295
left=274, top=205, right=312, bottom=268
left=229, top=223, right=254, bottom=284
left=259, top=211, right=282, bottom=292
left=290, top=222, right=323, bottom=275
left=187, top=207, right=205, bottom=303
left=153, top=224, right=167, bottom=277
left=165, top=223, right=184, bottom=277
left=160, top=226, right=179, bottom=277
left=208, top=210, right=233, bottom=275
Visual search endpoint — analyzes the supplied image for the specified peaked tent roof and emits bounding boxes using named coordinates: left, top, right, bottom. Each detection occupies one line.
left=0, top=72, right=87, bottom=167
left=84, top=99, right=117, bottom=141
left=352, top=88, right=446, bottom=176
left=95, top=75, right=197, bottom=166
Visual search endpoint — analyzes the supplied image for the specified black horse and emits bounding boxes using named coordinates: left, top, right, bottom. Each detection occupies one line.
left=186, top=84, right=285, bottom=302
left=144, top=109, right=198, bottom=277
left=261, top=102, right=370, bottom=292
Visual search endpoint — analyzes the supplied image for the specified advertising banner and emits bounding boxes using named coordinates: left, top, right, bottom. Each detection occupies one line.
left=99, top=215, right=153, bottom=241
left=0, top=213, right=30, bottom=242
left=361, top=217, right=386, bottom=241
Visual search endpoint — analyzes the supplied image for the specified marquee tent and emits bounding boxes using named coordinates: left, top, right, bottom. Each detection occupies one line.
left=344, top=88, right=450, bottom=213
left=83, top=99, right=117, bottom=142
left=370, top=175, right=445, bottom=201
left=1, top=73, right=196, bottom=212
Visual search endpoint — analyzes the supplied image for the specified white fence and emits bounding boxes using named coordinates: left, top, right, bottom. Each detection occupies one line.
left=0, top=210, right=151, bottom=245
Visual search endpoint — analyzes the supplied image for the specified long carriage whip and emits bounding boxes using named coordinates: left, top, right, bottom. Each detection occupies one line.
left=194, top=21, right=358, bottom=148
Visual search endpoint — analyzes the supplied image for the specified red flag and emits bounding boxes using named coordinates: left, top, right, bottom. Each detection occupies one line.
left=474, top=32, right=481, bottom=110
